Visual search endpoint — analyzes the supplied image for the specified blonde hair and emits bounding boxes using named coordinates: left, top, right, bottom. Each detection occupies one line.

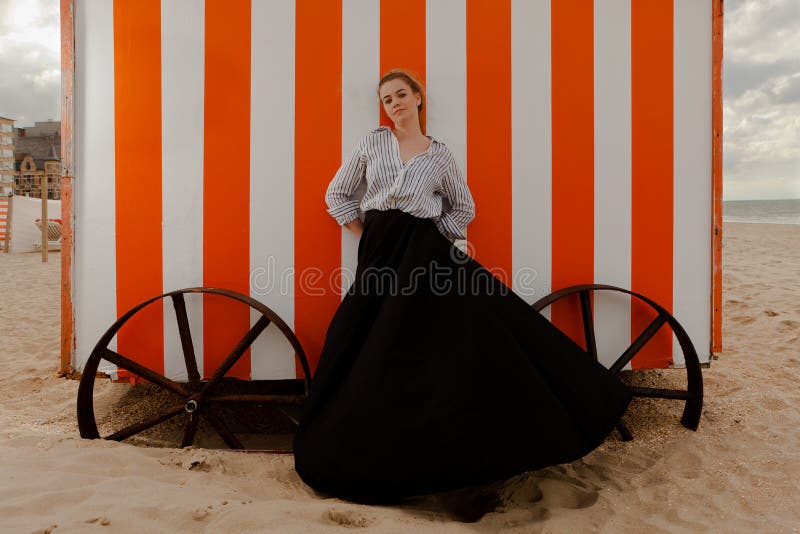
left=378, top=68, right=426, bottom=134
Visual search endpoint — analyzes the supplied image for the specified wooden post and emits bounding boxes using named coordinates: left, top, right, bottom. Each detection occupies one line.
left=41, top=179, right=48, bottom=262
left=60, top=0, right=76, bottom=375
left=711, top=0, right=723, bottom=354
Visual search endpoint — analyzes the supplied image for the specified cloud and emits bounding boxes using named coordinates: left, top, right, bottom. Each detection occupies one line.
left=0, top=0, right=60, bottom=126
left=723, top=0, right=800, bottom=200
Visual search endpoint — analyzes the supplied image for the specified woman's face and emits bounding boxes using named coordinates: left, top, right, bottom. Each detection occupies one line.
left=379, top=78, right=420, bottom=127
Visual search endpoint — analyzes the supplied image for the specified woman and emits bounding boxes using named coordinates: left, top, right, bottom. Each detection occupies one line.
left=292, top=69, right=632, bottom=501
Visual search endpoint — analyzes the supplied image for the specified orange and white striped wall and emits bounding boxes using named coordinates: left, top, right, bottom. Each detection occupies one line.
left=63, top=0, right=722, bottom=380
left=0, top=197, right=8, bottom=247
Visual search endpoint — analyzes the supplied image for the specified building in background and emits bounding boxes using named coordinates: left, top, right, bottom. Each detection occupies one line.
left=13, top=120, right=61, bottom=199
left=18, top=120, right=61, bottom=137
left=0, top=117, right=14, bottom=196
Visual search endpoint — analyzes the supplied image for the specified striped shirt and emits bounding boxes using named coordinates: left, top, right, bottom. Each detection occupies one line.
left=325, top=126, right=475, bottom=241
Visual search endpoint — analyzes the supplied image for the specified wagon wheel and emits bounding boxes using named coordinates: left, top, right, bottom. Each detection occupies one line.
left=532, top=284, right=703, bottom=441
left=77, top=287, right=312, bottom=451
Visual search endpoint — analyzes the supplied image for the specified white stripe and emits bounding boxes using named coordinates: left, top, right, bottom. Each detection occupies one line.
left=511, top=0, right=551, bottom=315
left=341, top=0, right=380, bottom=297
left=161, top=0, right=205, bottom=381
left=594, top=0, right=632, bottom=369
left=249, top=0, right=296, bottom=380
left=674, top=0, right=712, bottom=365
left=426, top=0, right=467, bottom=216
left=74, top=0, right=117, bottom=376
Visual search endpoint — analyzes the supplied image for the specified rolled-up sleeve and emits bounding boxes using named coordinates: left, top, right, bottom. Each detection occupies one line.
left=435, top=151, right=475, bottom=241
left=325, top=137, right=367, bottom=225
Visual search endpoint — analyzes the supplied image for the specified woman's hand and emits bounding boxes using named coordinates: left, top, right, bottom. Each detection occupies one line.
left=344, top=218, right=364, bottom=238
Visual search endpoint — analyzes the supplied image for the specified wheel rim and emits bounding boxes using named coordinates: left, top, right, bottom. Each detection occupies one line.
left=531, top=283, right=703, bottom=436
left=77, top=287, right=311, bottom=451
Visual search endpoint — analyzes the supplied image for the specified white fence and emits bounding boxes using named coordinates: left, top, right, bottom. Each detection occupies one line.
left=6, top=195, right=62, bottom=253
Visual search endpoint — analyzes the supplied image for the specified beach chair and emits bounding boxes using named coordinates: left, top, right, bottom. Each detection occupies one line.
left=32, top=218, right=62, bottom=251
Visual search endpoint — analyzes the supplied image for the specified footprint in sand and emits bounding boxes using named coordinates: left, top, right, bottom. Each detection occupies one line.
left=538, top=478, right=599, bottom=509
left=325, top=508, right=374, bottom=528
left=500, top=475, right=545, bottom=506
left=529, top=506, right=550, bottom=522
left=760, top=396, right=790, bottom=412
left=668, top=450, right=703, bottom=479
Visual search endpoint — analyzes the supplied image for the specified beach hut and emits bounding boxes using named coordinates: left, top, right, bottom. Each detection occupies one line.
left=61, top=0, right=723, bottom=447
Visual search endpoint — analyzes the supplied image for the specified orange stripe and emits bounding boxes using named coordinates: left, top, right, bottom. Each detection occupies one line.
left=466, top=0, right=512, bottom=279
left=379, top=0, right=426, bottom=128
left=631, top=0, right=673, bottom=368
left=551, top=0, right=594, bottom=349
left=295, top=0, right=342, bottom=375
left=203, top=0, right=252, bottom=379
left=712, top=0, right=723, bottom=353
left=113, top=0, right=163, bottom=373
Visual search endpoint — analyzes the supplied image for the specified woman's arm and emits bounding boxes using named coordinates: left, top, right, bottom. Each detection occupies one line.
left=343, top=218, right=364, bottom=237
left=435, top=151, right=475, bottom=241
left=325, top=137, right=367, bottom=226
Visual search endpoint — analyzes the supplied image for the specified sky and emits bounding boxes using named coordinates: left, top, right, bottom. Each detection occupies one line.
left=0, top=0, right=797, bottom=200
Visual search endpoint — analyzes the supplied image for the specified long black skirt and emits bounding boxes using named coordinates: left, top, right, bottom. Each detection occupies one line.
left=292, top=209, right=632, bottom=500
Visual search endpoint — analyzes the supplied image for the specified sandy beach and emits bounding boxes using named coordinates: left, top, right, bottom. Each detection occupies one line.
left=0, top=222, right=798, bottom=533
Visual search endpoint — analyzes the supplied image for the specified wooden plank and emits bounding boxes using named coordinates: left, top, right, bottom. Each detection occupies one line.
left=203, top=0, right=252, bottom=379
left=113, top=0, right=164, bottom=375
left=711, top=0, right=723, bottom=354
left=630, top=0, right=674, bottom=368
left=60, top=177, right=74, bottom=374
left=295, top=0, right=342, bottom=374
left=551, top=0, right=594, bottom=349
left=59, top=0, right=75, bottom=375
left=467, top=0, right=512, bottom=279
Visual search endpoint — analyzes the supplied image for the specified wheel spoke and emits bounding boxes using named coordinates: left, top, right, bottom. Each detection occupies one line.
left=207, top=393, right=306, bottom=405
left=205, top=408, right=244, bottom=449
left=201, top=316, right=271, bottom=393
left=105, top=405, right=185, bottom=441
left=629, top=386, right=691, bottom=400
left=609, top=314, right=668, bottom=375
left=101, top=348, right=190, bottom=397
left=180, top=411, right=200, bottom=448
left=579, top=290, right=598, bottom=362
left=278, top=406, right=304, bottom=427
left=616, top=422, right=633, bottom=441
left=172, top=293, right=201, bottom=388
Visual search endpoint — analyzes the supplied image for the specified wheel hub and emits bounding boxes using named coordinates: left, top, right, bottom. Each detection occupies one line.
left=184, top=399, right=199, bottom=413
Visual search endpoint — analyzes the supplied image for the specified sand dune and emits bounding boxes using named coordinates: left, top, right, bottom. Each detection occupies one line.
left=1, top=222, right=798, bottom=533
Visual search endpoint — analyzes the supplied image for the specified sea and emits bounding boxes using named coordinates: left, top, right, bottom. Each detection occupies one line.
left=723, top=199, right=800, bottom=225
